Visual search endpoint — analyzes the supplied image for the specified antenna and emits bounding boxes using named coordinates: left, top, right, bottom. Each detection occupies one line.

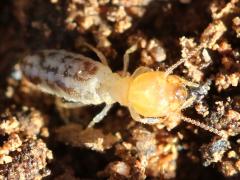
left=165, top=58, right=187, bottom=76
left=164, top=44, right=203, bottom=77
left=181, top=116, right=228, bottom=139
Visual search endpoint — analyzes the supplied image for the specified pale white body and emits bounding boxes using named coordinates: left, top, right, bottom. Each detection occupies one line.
left=21, top=50, right=122, bottom=105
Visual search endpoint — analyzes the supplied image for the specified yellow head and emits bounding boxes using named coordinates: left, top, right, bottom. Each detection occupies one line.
left=128, top=71, right=188, bottom=117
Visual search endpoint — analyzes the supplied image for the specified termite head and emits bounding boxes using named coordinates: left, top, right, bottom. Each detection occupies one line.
left=128, top=71, right=188, bottom=117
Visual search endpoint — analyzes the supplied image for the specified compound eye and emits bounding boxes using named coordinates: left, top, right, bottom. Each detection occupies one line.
left=175, top=87, right=188, bottom=102
left=167, top=76, right=188, bottom=102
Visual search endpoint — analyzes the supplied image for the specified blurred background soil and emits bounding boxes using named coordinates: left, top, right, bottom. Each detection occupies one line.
left=0, top=0, right=240, bottom=179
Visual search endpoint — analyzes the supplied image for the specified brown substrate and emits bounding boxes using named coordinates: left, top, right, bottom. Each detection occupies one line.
left=0, top=0, right=240, bottom=179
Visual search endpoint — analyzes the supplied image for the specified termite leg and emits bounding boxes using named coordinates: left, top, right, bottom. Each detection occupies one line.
left=129, top=107, right=160, bottom=124
left=56, top=98, right=84, bottom=108
left=55, top=98, right=84, bottom=124
left=87, top=104, right=113, bottom=128
left=82, top=42, right=108, bottom=66
left=123, top=44, right=138, bottom=76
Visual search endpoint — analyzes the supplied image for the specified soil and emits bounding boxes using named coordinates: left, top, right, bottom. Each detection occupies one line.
left=0, top=0, right=240, bottom=179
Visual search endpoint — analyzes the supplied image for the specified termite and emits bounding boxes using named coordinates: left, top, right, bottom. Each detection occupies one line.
left=20, top=43, right=228, bottom=139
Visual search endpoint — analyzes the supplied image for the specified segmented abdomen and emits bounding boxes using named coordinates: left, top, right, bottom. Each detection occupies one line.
left=21, top=50, right=116, bottom=105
